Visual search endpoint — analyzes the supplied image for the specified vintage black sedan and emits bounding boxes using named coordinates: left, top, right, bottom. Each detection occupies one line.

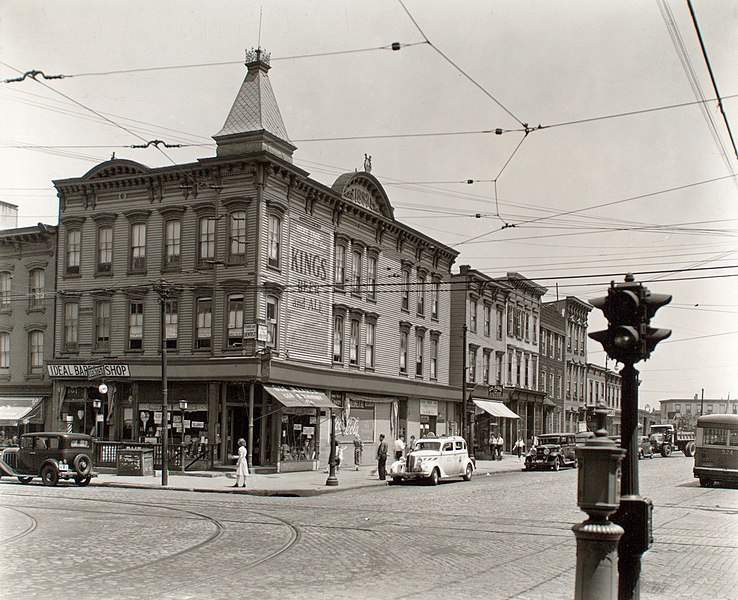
left=524, top=433, right=586, bottom=471
left=0, top=432, right=96, bottom=486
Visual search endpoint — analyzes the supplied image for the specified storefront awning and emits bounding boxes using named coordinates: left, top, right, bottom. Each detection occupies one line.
left=0, top=397, right=44, bottom=426
left=473, top=399, right=521, bottom=419
left=263, top=385, right=338, bottom=409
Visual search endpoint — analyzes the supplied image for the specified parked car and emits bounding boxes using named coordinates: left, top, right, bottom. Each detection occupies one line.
left=0, top=432, right=96, bottom=486
left=389, top=435, right=475, bottom=485
left=524, top=432, right=589, bottom=471
left=638, top=436, right=654, bottom=459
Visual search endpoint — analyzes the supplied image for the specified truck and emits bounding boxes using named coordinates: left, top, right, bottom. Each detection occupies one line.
left=649, top=423, right=696, bottom=457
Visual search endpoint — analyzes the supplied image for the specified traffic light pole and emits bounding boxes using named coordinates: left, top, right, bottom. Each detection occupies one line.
left=615, top=362, right=642, bottom=600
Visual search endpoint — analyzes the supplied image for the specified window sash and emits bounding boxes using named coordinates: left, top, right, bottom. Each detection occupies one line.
left=196, top=298, right=213, bottom=346
left=64, top=302, right=79, bottom=347
left=335, top=245, right=346, bottom=285
left=199, top=217, right=215, bottom=262
left=365, top=322, right=375, bottom=367
left=350, top=319, right=360, bottom=364
left=98, top=226, right=113, bottom=268
left=67, top=230, right=81, bottom=270
left=96, top=301, right=111, bottom=348
left=165, top=220, right=181, bottom=265
left=333, top=316, right=344, bottom=362
left=0, top=333, right=10, bottom=367
left=29, top=269, right=44, bottom=307
left=367, top=257, right=377, bottom=299
left=268, top=215, right=280, bottom=266
left=230, top=212, right=247, bottom=258
left=30, top=331, right=44, bottom=368
left=266, top=297, right=278, bottom=346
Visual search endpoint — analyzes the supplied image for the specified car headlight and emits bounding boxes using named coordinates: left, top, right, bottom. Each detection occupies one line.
left=543, top=448, right=550, bottom=455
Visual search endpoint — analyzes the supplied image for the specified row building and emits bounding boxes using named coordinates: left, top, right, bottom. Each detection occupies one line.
left=0, top=48, right=622, bottom=467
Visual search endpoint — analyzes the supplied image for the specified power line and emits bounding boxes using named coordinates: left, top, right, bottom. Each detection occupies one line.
left=687, top=0, right=738, bottom=160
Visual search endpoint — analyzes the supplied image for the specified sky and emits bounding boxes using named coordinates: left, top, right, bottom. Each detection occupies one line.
left=1, top=0, right=736, bottom=410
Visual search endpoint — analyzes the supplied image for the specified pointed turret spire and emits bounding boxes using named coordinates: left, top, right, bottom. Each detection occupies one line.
left=213, top=47, right=296, bottom=161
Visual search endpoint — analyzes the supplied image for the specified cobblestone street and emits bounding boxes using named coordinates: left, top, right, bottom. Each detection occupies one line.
left=1, top=456, right=736, bottom=600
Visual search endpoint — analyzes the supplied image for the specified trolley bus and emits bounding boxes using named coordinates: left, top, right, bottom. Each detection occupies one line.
left=693, top=413, right=738, bottom=488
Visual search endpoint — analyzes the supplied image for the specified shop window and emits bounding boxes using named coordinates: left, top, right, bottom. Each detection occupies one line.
left=196, top=297, right=212, bottom=349
left=227, top=294, right=244, bottom=347
left=280, top=408, right=317, bottom=462
left=97, top=225, right=113, bottom=273
left=164, top=219, right=181, bottom=269
left=229, top=211, right=247, bottom=262
left=128, top=301, right=144, bottom=350
left=28, top=330, right=43, bottom=373
left=29, top=268, right=45, bottom=309
left=64, top=301, right=79, bottom=351
left=95, top=300, right=111, bottom=352
left=66, top=229, right=81, bottom=275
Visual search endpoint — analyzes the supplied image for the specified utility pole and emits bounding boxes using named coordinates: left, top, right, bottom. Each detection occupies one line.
left=154, top=280, right=172, bottom=486
left=462, top=324, right=468, bottom=441
left=589, top=274, right=671, bottom=600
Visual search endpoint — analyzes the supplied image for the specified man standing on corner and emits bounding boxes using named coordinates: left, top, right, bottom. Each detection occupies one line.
left=376, top=433, right=389, bottom=480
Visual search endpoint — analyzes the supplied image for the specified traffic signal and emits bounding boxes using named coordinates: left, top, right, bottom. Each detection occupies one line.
left=642, top=289, right=672, bottom=356
left=588, top=276, right=672, bottom=363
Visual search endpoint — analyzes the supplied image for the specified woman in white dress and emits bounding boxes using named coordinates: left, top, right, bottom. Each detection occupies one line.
left=232, top=438, right=249, bottom=487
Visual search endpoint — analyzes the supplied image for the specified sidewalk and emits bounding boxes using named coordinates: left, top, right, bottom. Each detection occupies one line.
left=92, top=456, right=525, bottom=497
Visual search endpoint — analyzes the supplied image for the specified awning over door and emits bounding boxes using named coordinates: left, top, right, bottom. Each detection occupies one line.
left=473, top=399, right=521, bottom=419
left=0, top=397, right=44, bottom=426
left=263, top=385, right=338, bottom=409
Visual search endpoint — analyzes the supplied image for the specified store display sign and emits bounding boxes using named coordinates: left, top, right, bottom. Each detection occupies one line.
left=286, top=220, right=332, bottom=363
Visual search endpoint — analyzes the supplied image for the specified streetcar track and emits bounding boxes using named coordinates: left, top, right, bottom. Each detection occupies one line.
left=0, top=505, right=38, bottom=543
left=0, top=492, right=302, bottom=598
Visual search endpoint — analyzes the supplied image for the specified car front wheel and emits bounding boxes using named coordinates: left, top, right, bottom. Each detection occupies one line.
left=41, top=465, right=59, bottom=487
left=428, top=469, right=440, bottom=486
left=74, top=454, right=92, bottom=478
left=552, top=458, right=560, bottom=471
left=462, top=464, right=473, bottom=481
left=75, top=475, right=92, bottom=486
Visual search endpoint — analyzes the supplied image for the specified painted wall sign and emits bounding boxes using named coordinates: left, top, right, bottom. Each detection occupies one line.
left=286, top=220, right=332, bottom=363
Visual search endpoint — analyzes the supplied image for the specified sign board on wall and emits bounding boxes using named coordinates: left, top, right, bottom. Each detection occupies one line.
left=47, top=364, right=131, bottom=378
left=285, top=219, right=332, bottom=363
left=420, top=399, right=438, bottom=416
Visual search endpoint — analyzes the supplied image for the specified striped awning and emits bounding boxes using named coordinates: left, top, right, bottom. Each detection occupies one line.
left=263, top=385, right=338, bottom=409
left=472, top=399, right=521, bottom=419
left=0, top=397, right=44, bottom=426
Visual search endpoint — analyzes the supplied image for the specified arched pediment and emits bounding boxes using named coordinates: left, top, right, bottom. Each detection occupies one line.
left=331, top=172, right=395, bottom=220
left=82, top=159, right=152, bottom=180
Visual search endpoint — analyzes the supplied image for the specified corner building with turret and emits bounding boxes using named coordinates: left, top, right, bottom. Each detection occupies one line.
left=49, top=50, right=459, bottom=472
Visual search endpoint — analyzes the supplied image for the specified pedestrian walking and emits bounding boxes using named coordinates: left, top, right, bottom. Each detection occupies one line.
left=230, top=438, right=249, bottom=487
left=495, top=434, right=504, bottom=460
left=336, top=444, right=345, bottom=472
left=489, top=434, right=497, bottom=460
left=394, top=436, right=405, bottom=460
left=377, top=434, right=389, bottom=480
left=513, top=436, right=525, bottom=461
left=353, top=435, right=363, bottom=470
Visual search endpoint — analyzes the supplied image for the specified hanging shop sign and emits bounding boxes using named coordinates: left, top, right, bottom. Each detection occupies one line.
left=47, top=364, right=131, bottom=378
